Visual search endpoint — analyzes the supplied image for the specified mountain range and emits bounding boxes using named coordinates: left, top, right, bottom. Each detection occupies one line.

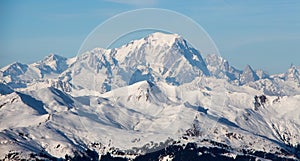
left=0, top=32, right=300, bottom=160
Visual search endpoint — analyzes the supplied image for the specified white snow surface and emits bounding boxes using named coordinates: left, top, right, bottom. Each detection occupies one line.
left=0, top=32, right=300, bottom=160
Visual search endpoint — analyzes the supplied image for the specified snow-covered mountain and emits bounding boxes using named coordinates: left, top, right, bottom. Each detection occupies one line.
left=240, top=65, right=260, bottom=85
left=34, top=53, right=69, bottom=74
left=67, top=32, right=210, bottom=94
left=205, top=54, right=241, bottom=82
left=285, top=65, right=300, bottom=82
left=1, top=32, right=300, bottom=160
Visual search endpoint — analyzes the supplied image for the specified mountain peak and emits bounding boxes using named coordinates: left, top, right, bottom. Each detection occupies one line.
left=244, top=64, right=253, bottom=71
left=2, top=62, right=25, bottom=69
left=43, top=53, right=66, bottom=62
left=205, top=54, right=242, bottom=81
left=1, top=62, right=28, bottom=77
left=285, top=65, right=300, bottom=81
left=240, top=64, right=259, bottom=84
left=205, top=54, right=228, bottom=67
left=144, top=32, right=183, bottom=47
left=147, top=32, right=180, bottom=40
left=33, top=53, right=68, bottom=74
left=256, top=69, right=269, bottom=79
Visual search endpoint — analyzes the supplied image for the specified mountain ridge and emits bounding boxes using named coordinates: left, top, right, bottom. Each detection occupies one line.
left=1, top=33, right=300, bottom=95
left=1, top=32, right=300, bottom=160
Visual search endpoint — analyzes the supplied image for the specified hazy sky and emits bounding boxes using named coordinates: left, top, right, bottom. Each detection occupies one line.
left=1, top=0, right=300, bottom=74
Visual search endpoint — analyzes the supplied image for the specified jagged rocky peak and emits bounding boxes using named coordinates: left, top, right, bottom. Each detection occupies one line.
left=256, top=69, right=269, bottom=79
left=205, top=54, right=226, bottom=78
left=40, top=53, right=67, bottom=66
left=205, top=54, right=229, bottom=69
left=35, top=53, right=68, bottom=73
left=1, top=62, right=28, bottom=77
left=43, top=53, right=67, bottom=62
left=205, top=54, right=241, bottom=81
left=76, top=48, right=115, bottom=67
left=285, top=65, right=300, bottom=82
left=240, top=64, right=259, bottom=84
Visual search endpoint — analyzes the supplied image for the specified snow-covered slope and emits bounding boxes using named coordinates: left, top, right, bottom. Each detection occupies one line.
left=33, top=53, right=69, bottom=74
left=68, top=32, right=210, bottom=93
left=1, top=54, right=70, bottom=90
left=205, top=54, right=241, bottom=82
left=1, top=32, right=300, bottom=160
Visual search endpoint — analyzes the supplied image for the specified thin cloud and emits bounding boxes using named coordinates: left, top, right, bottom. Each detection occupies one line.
left=105, top=0, right=158, bottom=6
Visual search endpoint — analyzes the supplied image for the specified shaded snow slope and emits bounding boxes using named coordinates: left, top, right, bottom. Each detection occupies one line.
left=0, top=78, right=299, bottom=160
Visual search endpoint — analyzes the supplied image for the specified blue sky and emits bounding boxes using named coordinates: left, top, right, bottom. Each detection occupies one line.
left=1, top=0, right=300, bottom=74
